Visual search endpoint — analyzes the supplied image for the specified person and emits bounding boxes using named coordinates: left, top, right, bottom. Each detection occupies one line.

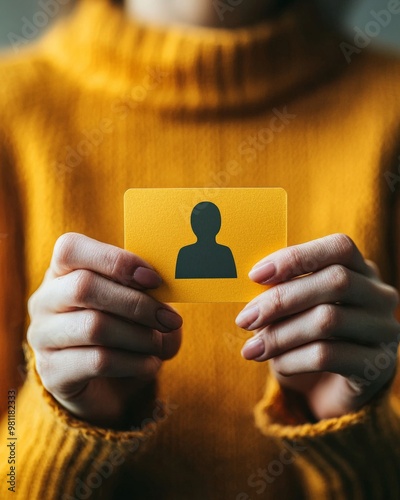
left=175, top=201, right=237, bottom=279
left=0, top=0, right=400, bottom=498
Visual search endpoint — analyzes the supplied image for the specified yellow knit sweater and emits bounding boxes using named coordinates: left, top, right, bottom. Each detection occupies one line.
left=1, top=0, right=400, bottom=498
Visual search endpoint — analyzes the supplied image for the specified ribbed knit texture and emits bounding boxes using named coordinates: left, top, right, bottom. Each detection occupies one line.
left=1, top=0, right=400, bottom=498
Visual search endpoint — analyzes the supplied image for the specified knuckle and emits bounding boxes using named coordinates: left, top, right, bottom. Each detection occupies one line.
left=315, top=304, right=340, bottom=337
left=265, top=327, right=280, bottom=356
left=366, top=259, right=380, bottom=275
left=329, top=264, right=351, bottom=293
left=27, top=292, right=38, bottom=317
left=313, top=342, right=333, bottom=371
left=140, top=356, right=162, bottom=380
left=103, top=248, right=123, bottom=279
left=26, top=324, right=36, bottom=349
left=89, top=347, right=112, bottom=376
left=70, top=269, right=95, bottom=305
left=34, top=350, right=52, bottom=382
left=272, top=357, right=290, bottom=377
left=82, top=311, right=104, bottom=345
left=332, top=233, right=355, bottom=260
left=384, top=285, right=400, bottom=309
left=130, top=291, right=146, bottom=318
left=52, top=232, right=81, bottom=269
left=287, top=246, right=304, bottom=276
left=269, top=286, right=285, bottom=317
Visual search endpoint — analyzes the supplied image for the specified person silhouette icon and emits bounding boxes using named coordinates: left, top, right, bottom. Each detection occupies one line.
left=175, top=201, right=237, bottom=279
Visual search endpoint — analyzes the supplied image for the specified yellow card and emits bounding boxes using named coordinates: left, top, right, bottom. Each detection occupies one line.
left=124, top=188, right=287, bottom=303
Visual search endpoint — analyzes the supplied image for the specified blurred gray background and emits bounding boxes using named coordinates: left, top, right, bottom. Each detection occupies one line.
left=0, top=0, right=399, bottom=51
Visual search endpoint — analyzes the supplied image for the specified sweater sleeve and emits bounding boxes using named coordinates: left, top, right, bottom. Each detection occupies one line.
left=253, top=364, right=400, bottom=495
left=0, top=129, right=165, bottom=500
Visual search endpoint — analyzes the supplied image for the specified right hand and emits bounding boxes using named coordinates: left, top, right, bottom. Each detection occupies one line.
left=27, top=233, right=183, bottom=429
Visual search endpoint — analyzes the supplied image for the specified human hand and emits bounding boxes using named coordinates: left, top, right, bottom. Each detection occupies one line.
left=27, top=233, right=182, bottom=428
left=236, top=234, right=400, bottom=420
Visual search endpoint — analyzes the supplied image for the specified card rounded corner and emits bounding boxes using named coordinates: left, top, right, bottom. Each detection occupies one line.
left=124, top=188, right=134, bottom=200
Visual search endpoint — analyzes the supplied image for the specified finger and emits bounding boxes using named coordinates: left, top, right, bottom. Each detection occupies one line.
left=365, top=259, right=382, bottom=280
left=249, top=233, right=375, bottom=285
left=35, top=346, right=163, bottom=396
left=37, top=269, right=183, bottom=333
left=236, top=265, right=398, bottom=330
left=268, top=340, right=397, bottom=385
left=29, top=310, right=182, bottom=360
left=241, top=304, right=399, bottom=361
left=48, top=233, right=162, bottom=289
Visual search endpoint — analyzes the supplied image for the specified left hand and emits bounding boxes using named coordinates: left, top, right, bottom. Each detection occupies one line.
left=236, top=234, right=400, bottom=420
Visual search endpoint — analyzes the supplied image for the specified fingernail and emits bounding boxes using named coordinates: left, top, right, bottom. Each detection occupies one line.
left=156, top=308, right=183, bottom=331
left=235, top=305, right=259, bottom=329
left=133, top=267, right=162, bottom=288
left=242, top=336, right=265, bottom=360
left=249, top=261, right=276, bottom=284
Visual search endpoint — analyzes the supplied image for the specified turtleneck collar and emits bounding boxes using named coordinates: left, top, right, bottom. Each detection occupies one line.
left=38, top=0, right=345, bottom=112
